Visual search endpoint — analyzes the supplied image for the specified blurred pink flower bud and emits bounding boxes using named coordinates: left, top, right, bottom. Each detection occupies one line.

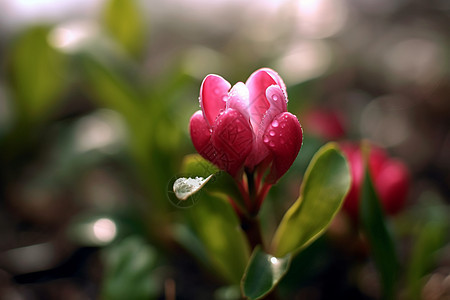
left=303, top=108, right=346, bottom=140
left=340, top=142, right=410, bottom=219
left=190, top=68, right=303, bottom=182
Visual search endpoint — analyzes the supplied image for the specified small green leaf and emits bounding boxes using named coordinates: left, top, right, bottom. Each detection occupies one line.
left=102, top=0, right=146, bottom=57
left=181, top=154, right=247, bottom=212
left=185, top=192, right=250, bottom=284
left=173, top=175, right=213, bottom=200
left=242, top=247, right=291, bottom=300
left=271, top=142, right=350, bottom=257
left=181, top=154, right=219, bottom=177
left=360, top=158, right=398, bottom=300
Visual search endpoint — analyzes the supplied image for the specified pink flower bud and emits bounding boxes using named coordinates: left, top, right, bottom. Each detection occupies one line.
left=340, top=142, right=410, bottom=219
left=189, top=68, right=303, bottom=182
left=303, top=108, right=346, bottom=140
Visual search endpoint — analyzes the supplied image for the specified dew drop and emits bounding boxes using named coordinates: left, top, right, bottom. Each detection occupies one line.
left=272, top=94, right=278, bottom=101
left=269, top=141, right=275, bottom=147
left=263, top=136, right=269, bottom=143
left=222, top=95, right=228, bottom=102
left=281, top=122, right=286, bottom=128
left=272, top=120, right=279, bottom=127
left=269, top=130, right=275, bottom=136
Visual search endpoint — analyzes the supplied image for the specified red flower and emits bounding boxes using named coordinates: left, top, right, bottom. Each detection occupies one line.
left=189, top=68, right=303, bottom=183
left=340, top=142, right=410, bottom=218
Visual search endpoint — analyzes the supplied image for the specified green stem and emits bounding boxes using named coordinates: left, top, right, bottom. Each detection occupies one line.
left=241, top=215, right=265, bottom=251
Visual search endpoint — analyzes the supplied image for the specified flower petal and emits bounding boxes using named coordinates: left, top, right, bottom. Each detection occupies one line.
left=211, top=109, right=253, bottom=177
left=245, top=69, right=275, bottom=132
left=245, top=85, right=288, bottom=170
left=264, top=85, right=287, bottom=122
left=260, top=68, right=287, bottom=99
left=190, top=110, right=212, bottom=155
left=375, top=160, right=410, bottom=215
left=227, top=82, right=250, bottom=121
left=263, top=112, right=303, bottom=183
left=200, top=74, right=231, bottom=126
left=340, top=143, right=364, bottom=218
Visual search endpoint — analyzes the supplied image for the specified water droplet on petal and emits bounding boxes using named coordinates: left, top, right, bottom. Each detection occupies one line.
left=269, top=130, right=275, bottom=136
left=272, top=120, right=279, bottom=127
left=281, top=122, right=286, bottom=128
left=272, top=94, right=278, bottom=101
left=263, top=136, right=269, bottom=143
left=222, top=95, right=228, bottom=102
left=269, top=141, right=275, bottom=147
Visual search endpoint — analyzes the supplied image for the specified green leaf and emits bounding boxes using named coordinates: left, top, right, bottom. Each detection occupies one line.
left=181, top=154, right=219, bottom=177
left=242, top=247, right=291, bottom=300
left=8, top=26, right=67, bottom=123
left=405, top=199, right=448, bottom=300
left=271, top=142, right=350, bottom=257
left=181, top=154, right=247, bottom=212
left=173, top=175, right=213, bottom=200
left=80, top=55, right=142, bottom=122
left=102, top=0, right=146, bottom=58
left=360, top=157, right=398, bottom=300
left=185, top=192, right=250, bottom=284
left=79, top=54, right=151, bottom=168
left=101, top=236, right=160, bottom=300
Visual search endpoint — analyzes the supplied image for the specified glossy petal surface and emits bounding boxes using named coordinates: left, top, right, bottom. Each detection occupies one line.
left=226, top=82, right=250, bottom=121
left=260, top=67, right=287, bottom=98
left=263, top=112, right=303, bottom=183
left=190, top=110, right=213, bottom=155
left=200, top=74, right=231, bottom=126
left=245, top=85, right=288, bottom=169
left=245, top=69, right=275, bottom=132
left=211, top=109, right=253, bottom=176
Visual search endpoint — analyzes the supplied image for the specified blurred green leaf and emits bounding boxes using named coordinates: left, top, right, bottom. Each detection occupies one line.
left=79, top=53, right=151, bottom=175
left=271, top=142, right=350, bottom=257
left=103, top=0, right=146, bottom=58
left=101, top=236, right=160, bottom=300
left=173, top=223, right=211, bottom=265
left=406, top=200, right=448, bottom=300
left=80, top=55, right=142, bottom=122
left=8, top=26, right=67, bottom=123
left=214, top=285, right=242, bottom=300
left=241, top=246, right=291, bottom=300
left=181, top=154, right=247, bottom=212
left=185, top=192, right=250, bottom=284
left=181, top=154, right=219, bottom=177
left=360, top=156, right=398, bottom=300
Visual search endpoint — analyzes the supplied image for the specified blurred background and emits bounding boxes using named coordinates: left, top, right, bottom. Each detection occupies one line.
left=0, top=0, right=449, bottom=299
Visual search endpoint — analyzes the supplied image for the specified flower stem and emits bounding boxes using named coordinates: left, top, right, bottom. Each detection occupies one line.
left=255, top=182, right=272, bottom=212
left=241, top=214, right=265, bottom=251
